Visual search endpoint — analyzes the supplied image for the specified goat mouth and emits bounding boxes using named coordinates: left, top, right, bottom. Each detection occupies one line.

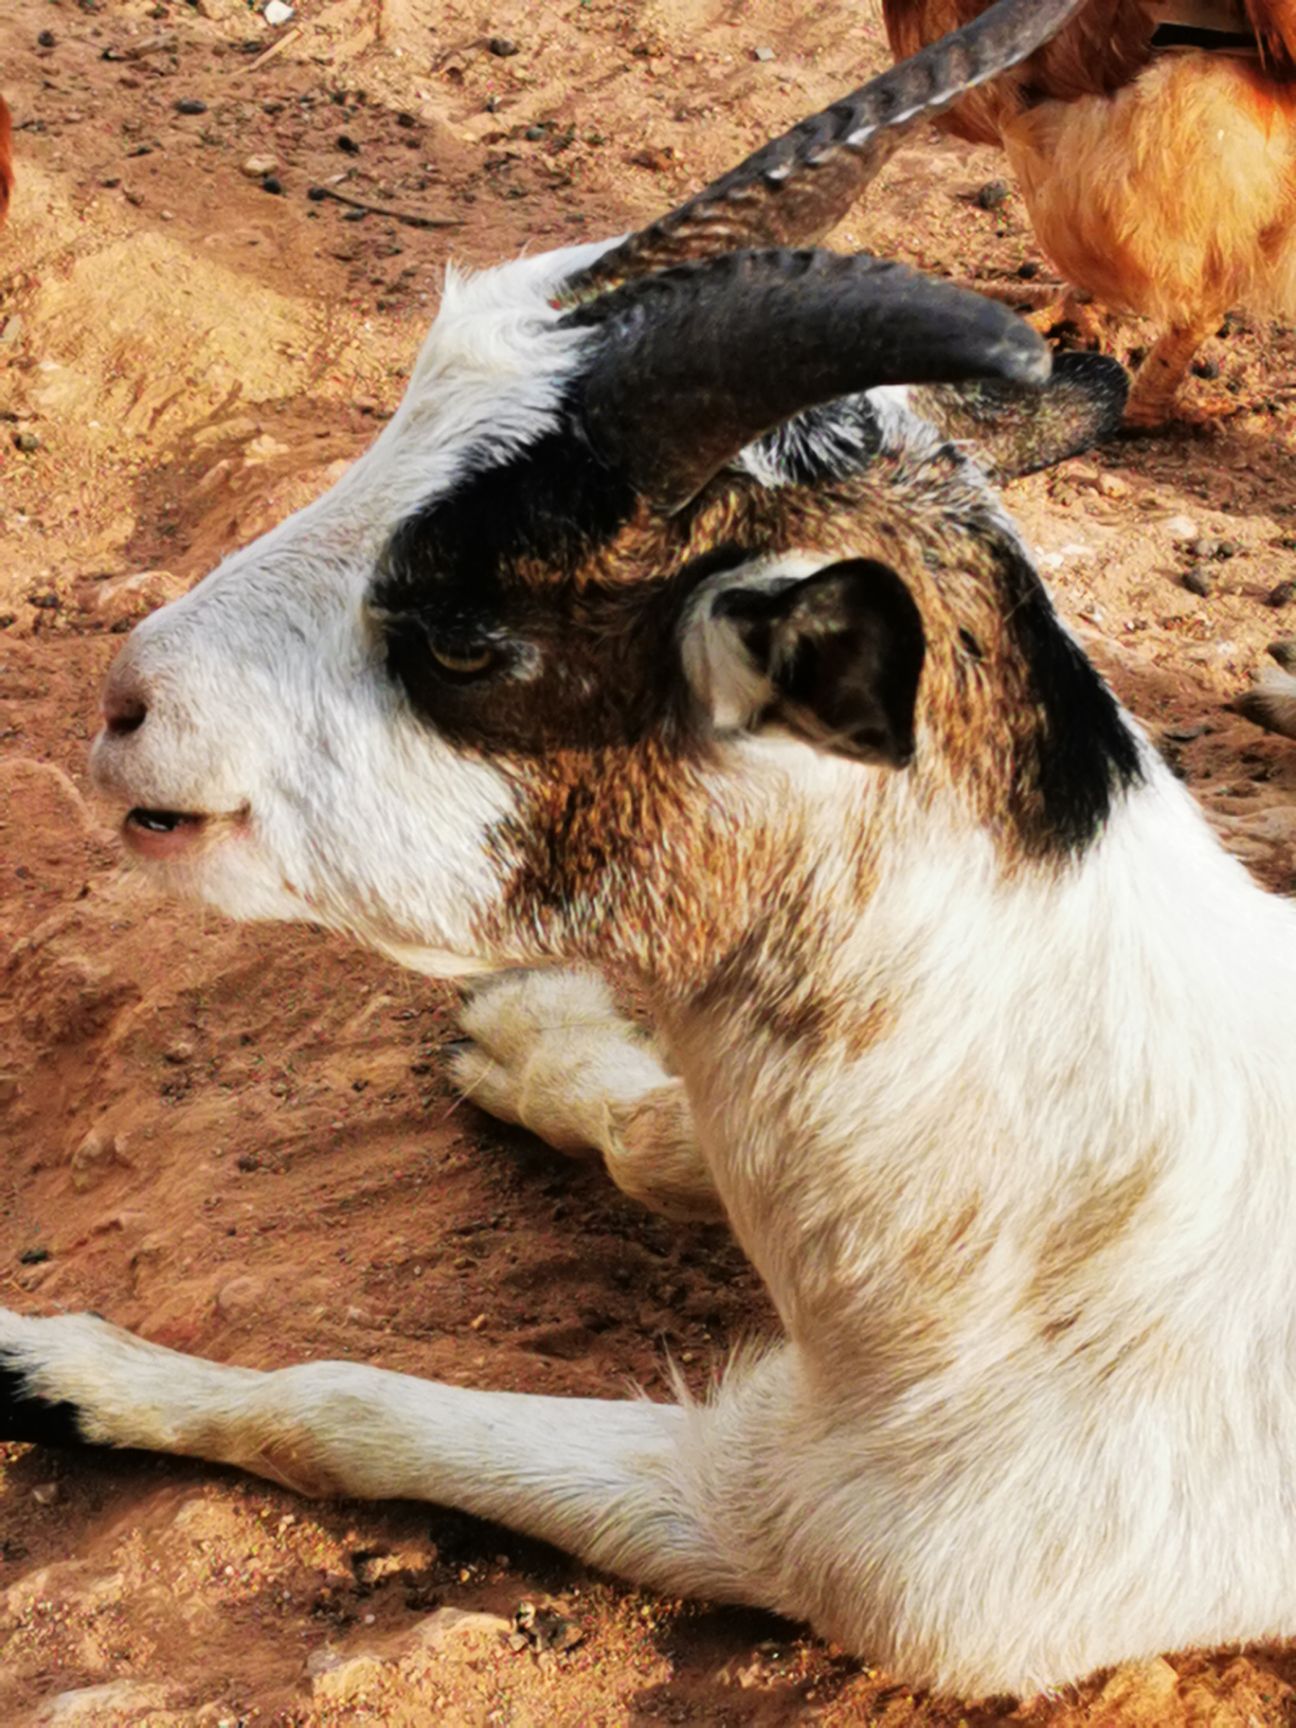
left=123, top=807, right=209, bottom=860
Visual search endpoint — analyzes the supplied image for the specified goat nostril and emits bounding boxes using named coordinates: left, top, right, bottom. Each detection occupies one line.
left=103, top=692, right=148, bottom=738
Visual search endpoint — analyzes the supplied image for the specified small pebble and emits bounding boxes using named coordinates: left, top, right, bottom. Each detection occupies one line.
left=261, top=175, right=284, bottom=195
left=1266, top=581, right=1296, bottom=609
left=753, top=44, right=776, bottom=61
left=1192, top=358, right=1221, bottom=380
left=37, top=28, right=56, bottom=47
left=1182, top=567, right=1213, bottom=598
left=264, top=0, right=295, bottom=23
left=488, top=36, right=519, bottom=56
left=1016, top=259, right=1040, bottom=279
left=175, top=98, right=208, bottom=116
left=18, top=1247, right=50, bottom=1266
left=13, top=430, right=41, bottom=453
left=241, top=153, right=278, bottom=178
left=336, top=133, right=360, bottom=153
left=32, top=1483, right=62, bottom=1507
left=976, top=179, right=1010, bottom=211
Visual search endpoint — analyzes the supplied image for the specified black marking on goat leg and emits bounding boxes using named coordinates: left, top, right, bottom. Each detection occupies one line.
left=0, top=1356, right=88, bottom=1448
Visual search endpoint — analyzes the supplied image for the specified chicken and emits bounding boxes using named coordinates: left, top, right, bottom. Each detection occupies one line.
left=0, top=97, right=12, bottom=228
left=881, top=1, right=1296, bottom=424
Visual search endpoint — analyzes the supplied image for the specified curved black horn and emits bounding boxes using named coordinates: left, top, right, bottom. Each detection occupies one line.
left=571, top=0, right=1086, bottom=295
left=570, top=248, right=1050, bottom=511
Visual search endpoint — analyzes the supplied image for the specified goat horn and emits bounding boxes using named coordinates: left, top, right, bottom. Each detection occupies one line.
left=570, top=0, right=1086, bottom=295
left=571, top=248, right=1049, bottom=511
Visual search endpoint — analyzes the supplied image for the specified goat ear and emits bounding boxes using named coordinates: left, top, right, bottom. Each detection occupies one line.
left=707, top=559, right=925, bottom=767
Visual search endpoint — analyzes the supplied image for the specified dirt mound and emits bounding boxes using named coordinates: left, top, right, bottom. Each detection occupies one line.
left=1, top=0, right=1295, bottom=1722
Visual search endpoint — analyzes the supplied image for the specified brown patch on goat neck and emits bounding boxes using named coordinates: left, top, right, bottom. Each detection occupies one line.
left=486, top=735, right=842, bottom=998
left=1029, top=1165, right=1156, bottom=1338
left=897, top=1197, right=993, bottom=1294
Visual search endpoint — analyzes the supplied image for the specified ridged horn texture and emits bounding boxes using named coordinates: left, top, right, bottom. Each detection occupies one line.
left=570, top=248, right=1051, bottom=511
left=571, top=0, right=1089, bottom=295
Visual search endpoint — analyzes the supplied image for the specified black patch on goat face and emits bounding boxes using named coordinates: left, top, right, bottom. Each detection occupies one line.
left=372, top=415, right=673, bottom=749
left=0, top=1356, right=88, bottom=1447
left=373, top=413, right=758, bottom=754
left=375, top=414, right=638, bottom=614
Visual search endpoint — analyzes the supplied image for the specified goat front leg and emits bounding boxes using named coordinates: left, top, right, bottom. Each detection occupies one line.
left=447, top=970, right=724, bottom=1223
left=0, top=1308, right=750, bottom=1605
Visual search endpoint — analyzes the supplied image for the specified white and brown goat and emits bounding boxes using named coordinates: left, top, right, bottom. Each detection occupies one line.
left=4, top=0, right=1296, bottom=1697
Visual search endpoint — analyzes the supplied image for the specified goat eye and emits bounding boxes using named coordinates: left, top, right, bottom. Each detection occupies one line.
left=427, top=639, right=497, bottom=681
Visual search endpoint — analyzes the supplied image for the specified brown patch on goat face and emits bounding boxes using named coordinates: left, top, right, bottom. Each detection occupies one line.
left=461, top=481, right=882, bottom=996
left=487, top=734, right=835, bottom=999
left=446, top=437, right=1135, bottom=997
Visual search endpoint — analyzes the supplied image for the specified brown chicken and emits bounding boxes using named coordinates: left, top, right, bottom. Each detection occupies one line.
left=882, top=1, right=1296, bottom=424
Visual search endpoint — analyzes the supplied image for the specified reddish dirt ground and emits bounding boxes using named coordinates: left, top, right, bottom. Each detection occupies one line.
left=1, top=1, right=1295, bottom=1722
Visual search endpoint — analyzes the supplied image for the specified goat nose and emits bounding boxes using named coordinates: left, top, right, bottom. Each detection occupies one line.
left=101, top=669, right=149, bottom=738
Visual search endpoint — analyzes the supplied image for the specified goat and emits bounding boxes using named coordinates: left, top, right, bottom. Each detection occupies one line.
left=4, top=0, right=1296, bottom=1697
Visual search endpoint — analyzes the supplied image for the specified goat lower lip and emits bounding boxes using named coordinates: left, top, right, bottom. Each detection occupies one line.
left=123, top=808, right=208, bottom=860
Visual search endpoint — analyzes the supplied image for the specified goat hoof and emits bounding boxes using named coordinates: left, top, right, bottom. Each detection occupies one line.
left=0, top=1312, right=89, bottom=1448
